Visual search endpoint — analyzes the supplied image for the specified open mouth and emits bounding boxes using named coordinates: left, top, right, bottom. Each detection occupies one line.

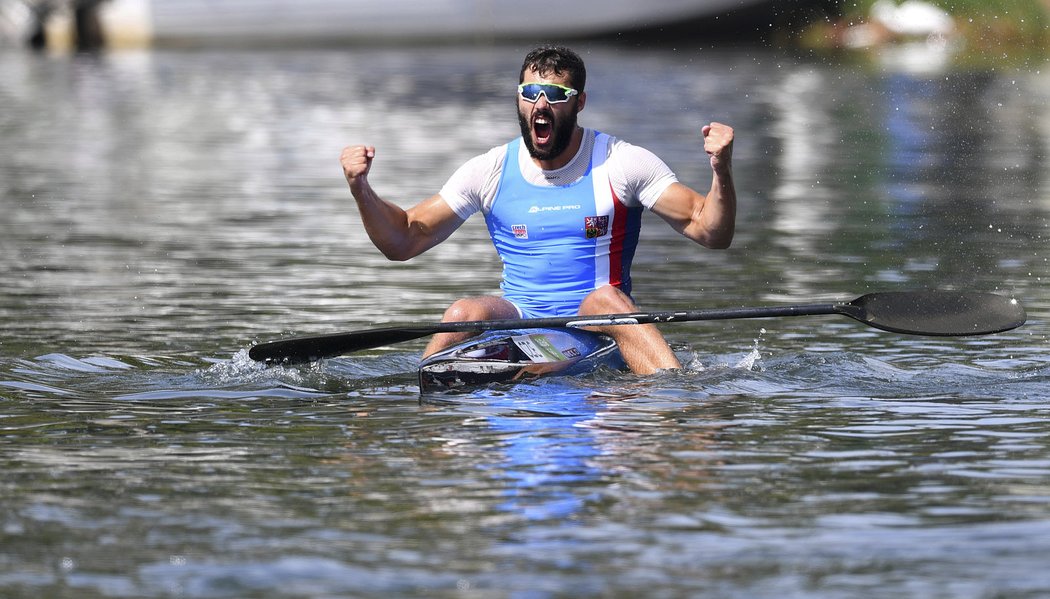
left=532, top=112, right=554, bottom=146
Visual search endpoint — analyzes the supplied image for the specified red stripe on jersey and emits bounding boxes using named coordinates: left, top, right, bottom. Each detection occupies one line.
left=608, top=181, right=627, bottom=289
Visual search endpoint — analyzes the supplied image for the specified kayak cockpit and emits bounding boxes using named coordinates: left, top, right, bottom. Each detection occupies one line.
left=418, top=328, right=624, bottom=392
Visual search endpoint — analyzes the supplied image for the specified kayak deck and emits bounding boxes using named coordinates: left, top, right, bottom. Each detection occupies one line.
left=418, top=328, right=624, bottom=392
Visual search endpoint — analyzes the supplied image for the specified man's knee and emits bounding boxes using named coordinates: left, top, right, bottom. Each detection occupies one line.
left=442, top=299, right=482, bottom=322
left=579, top=286, right=638, bottom=314
left=441, top=297, right=516, bottom=322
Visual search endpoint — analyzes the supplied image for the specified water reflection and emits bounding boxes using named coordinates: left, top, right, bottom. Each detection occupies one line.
left=766, top=64, right=846, bottom=297
left=875, top=67, right=1036, bottom=288
left=432, top=386, right=608, bottom=521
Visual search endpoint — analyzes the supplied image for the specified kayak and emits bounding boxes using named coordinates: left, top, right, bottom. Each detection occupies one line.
left=418, top=328, right=625, bottom=393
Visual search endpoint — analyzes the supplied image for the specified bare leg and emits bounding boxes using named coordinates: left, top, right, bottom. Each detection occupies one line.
left=578, top=286, right=681, bottom=374
left=423, top=296, right=520, bottom=357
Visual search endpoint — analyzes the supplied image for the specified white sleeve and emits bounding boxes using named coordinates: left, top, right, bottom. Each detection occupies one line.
left=438, top=144, right=507, bottom=220
left=606, top=137, right=679, bottom=209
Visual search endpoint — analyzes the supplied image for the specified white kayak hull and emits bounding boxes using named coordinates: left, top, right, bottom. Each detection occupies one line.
left=418, top=327, right=624, bottom=393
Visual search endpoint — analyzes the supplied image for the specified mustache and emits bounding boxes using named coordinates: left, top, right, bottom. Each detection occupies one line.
left=531, top=107, right=555, bottom=123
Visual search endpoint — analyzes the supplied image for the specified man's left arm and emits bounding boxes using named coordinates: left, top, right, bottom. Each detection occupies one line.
left=650, top=122, right=736, bottom=249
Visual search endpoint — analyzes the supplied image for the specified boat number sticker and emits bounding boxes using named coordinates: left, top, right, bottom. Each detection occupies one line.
left=512, top=334, right=567, bottom=363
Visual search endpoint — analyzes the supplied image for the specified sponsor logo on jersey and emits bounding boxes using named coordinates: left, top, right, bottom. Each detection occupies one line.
left=528, top=204, right=582, bottom=214
left=584, top=215, right=609, bottom=238
left=511, top=224, right=528, bottom=239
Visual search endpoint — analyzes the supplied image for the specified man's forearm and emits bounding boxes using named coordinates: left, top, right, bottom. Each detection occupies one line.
left=700, top=168, right=736, bottom=249
left=350, top=180, right=416, bottom=261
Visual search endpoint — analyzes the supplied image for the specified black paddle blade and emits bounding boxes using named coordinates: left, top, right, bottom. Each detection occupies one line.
left=247, top=326, right=438, bottom=364
left=838, top=290, right=1026, bottom=336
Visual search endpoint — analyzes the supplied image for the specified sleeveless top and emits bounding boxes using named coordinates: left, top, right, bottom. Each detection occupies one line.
left=484, top=131, right=643, bottom=317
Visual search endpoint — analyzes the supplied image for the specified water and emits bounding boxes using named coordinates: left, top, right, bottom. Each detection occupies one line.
left=2, top=43, right=1050, bottom=598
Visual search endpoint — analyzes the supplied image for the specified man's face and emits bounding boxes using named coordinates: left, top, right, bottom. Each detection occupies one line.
left=517, top=67, right=583, bottom=162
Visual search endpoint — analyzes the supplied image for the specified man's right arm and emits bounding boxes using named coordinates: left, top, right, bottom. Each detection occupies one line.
left=341, top=145, right=465, bottom=262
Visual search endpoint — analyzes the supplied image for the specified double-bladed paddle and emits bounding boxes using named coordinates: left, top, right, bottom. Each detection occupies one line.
left=248, top=290, right=1026, bottom=365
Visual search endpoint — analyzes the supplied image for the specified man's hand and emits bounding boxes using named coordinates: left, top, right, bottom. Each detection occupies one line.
left=340, top=145, right=375, bottom=190
left=702, top=122, right=733, bottom=174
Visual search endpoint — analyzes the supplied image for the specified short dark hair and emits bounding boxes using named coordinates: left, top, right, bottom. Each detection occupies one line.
left=519, top=46, right=586, bottom=92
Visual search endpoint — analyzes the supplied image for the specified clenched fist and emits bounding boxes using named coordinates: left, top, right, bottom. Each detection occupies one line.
left=701, top=122, right=733, bottom=174
left=340, top=145, right=375, bottom=188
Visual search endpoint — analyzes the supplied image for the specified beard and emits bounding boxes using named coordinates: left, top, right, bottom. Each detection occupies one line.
left=517, top=104, right=578, bottom=162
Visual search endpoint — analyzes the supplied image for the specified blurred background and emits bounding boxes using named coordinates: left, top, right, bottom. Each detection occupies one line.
left=1, top=0, right=1047, bottom=60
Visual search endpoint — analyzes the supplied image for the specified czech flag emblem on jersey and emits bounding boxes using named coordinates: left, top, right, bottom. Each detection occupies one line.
left=584, top=215, right=609, bottom=239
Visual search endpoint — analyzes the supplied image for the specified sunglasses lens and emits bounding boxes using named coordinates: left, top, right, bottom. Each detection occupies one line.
left=519, top=84, right=572, bottom=103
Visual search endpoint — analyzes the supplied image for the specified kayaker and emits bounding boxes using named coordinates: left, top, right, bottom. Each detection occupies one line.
left=340, top=45, right=736, bottom=374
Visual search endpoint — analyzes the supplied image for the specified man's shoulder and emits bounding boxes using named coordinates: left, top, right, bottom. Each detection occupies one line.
left=600, top=131, right=648, bottom=154
left=598, top=131, right=678, bottom=209
left=439, top=141, right=512, bottom=217
left=602, top=133, right=662, bottom=168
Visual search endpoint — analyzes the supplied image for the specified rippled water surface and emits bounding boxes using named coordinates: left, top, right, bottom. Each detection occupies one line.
left=3, top=44, right=1050, bottom=598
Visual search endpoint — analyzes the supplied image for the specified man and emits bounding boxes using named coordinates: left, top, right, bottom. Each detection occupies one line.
left=340, top=45, right=735, bottom=374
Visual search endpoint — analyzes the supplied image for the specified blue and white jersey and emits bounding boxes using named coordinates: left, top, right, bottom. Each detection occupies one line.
left=439, top=129, right=678, bottom=318
left=485, top=133, right=640, bottom=316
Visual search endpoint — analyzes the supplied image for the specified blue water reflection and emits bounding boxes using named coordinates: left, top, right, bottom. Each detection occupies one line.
left=427, top=383, right=609, bottom=522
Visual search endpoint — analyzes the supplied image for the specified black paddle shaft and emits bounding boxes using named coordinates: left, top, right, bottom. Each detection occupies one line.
left=247, top=290, right=1026, bottom=364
